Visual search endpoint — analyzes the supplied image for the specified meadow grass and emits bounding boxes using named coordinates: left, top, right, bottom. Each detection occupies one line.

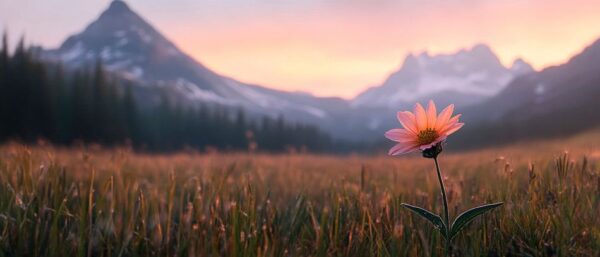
left=0, top=132, right=599, bottom=256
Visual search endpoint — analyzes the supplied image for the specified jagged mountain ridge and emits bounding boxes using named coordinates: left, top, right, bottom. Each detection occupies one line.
left=454, top=38, right=600, bottom=148
left=353, top=45, right=533, bottom=109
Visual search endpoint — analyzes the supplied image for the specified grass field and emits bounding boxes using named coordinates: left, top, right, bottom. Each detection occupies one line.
left=0, top=132, right=599, bottom=256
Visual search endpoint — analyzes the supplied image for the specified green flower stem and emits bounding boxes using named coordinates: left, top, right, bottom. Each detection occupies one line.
left=434, top=156, right=451, bottom=255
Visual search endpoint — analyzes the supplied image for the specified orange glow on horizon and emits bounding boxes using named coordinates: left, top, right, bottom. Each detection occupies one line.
left=110, top=0, right=600, bottom=98
left=3, top=0, right=600, bottom=98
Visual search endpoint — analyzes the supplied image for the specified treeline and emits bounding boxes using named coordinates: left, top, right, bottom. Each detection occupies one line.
left=0, top=35, right=335, bottom=152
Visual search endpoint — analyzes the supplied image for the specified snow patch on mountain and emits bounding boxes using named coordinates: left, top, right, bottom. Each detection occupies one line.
left=61, top=42, right=85, bottom=62
left=170, top=78, right=234, bottom=105
left=223, top=79, right=328, bottom=118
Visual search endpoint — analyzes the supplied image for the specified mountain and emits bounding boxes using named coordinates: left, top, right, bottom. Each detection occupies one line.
left=42, top=0, right=352, bottom=131
left=39, top=0, right=600, bottom=146
left=455, top=38, right=600, bottom=148
left=352, top=44, right=533, bottom=109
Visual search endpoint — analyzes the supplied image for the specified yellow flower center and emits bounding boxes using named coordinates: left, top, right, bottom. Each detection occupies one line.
left=417, top=129, right=439, bottom=145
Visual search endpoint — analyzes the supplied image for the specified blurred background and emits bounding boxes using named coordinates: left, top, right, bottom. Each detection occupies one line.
left=0, top=0, right=599, bottom=153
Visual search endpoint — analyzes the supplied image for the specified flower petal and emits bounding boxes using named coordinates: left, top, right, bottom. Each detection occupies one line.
left=436, top=104, right=454, bottom=130
left=426, top=100, right=437, bottom=129
left=388, top=143, right=420, bottom=156
left=397, top=111, right=418, bottom=134
left=414, top=103, right=428, bottom=131
left=449, top=114, right=461, bottom=123
left=385, top=129, right=416, bottom=142
left=441, top=122, right=464, bottom=136
left=439, top=114, right=462, bottom=132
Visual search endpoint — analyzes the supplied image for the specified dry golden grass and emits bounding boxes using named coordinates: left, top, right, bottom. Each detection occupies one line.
left=0, top=131, right=599, bottom=256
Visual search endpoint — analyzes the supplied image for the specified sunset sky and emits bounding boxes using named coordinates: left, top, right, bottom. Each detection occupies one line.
left=1, top=0, right=600, bottom=98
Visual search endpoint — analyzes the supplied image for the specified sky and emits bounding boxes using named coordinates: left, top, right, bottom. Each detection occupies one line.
left=1, top=0, right=600, bottom=99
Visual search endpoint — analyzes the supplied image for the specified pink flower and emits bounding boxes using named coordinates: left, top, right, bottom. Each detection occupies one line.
left=385, top=100, right=464, bottom=156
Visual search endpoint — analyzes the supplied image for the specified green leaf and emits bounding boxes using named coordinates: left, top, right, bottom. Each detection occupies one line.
left=449, top=202, right=503, bottom=239
left=401, top=203, right=447, bottom=238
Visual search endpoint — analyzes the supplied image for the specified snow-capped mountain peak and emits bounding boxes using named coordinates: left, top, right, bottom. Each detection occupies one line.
left=352, top=44, right=533, bottom=109
left=41, top=0, right=344, bottom=124
left=47, top=0, right=188, bottom=81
